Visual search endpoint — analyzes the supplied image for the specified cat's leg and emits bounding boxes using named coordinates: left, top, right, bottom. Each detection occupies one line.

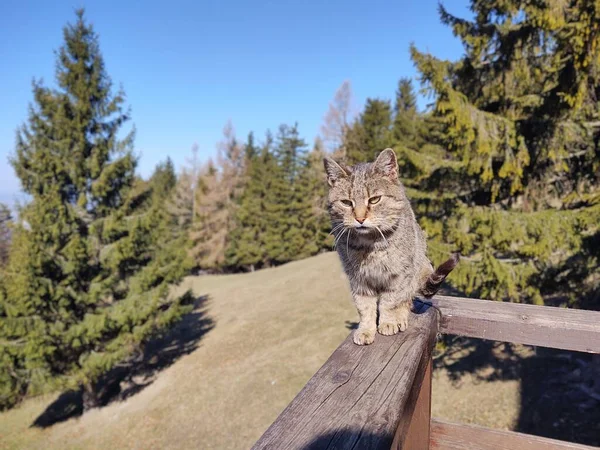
left=352, top=293, right=378, bottom=345
left=377, top=291, right=412, bottom=335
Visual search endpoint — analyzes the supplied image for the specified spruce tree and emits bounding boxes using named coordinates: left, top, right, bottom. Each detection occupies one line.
left=299, top=137, right=333, bottom=252
left=169, top=144, right=200, bottom=231
left=406, top=1, right=600, bottom=307
left=226, top=134, right=278, bottom=270
left=0, top=204, right=11, bottom=268
left=393, top=78, right=422, bottom=149
left=0, top=10, right=191, bottom=410
left=263, top=124, right=311, bottom=263
left=346, top=98, right=393, bottom=164
left=244, top=131, right=259, bottom=160
left=150, top=157, right=177, bottom=204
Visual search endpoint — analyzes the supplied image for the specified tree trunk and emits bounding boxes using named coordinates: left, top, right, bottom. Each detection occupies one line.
left=82, top=382, right=100, bottom=411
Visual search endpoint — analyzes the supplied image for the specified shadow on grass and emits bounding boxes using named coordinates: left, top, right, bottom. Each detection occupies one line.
left=435, top=336, right=600, bottom=446
left=32, top=294, right=214, bottom=428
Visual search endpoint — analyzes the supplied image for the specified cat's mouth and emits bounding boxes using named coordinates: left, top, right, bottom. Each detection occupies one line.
left=354, top=226, right=373, bottom=233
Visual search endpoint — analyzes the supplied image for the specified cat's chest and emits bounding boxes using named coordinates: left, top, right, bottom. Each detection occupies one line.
left=346, top=249, right=400, bottom=291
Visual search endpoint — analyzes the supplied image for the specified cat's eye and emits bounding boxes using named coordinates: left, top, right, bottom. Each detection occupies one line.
left=340, top=199, right=353, bottom=207
left=369, top=196, right=381, bottom=205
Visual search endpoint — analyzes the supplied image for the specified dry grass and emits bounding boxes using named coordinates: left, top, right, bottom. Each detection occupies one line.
left=0, top=252, right=525, bottom=449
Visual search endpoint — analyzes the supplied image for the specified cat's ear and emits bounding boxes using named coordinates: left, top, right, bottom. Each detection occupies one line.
left=373, top=148, right=398, bottom=179
left=323, top=156, right=350, bottom=187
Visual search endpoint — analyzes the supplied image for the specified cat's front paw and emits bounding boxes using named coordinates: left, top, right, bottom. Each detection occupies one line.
left=353, top=328, right=375, bottom=345
left=378, top=314, right=409, bottom=335
left=397, top=315, right=408, bottom=332
left=378, top=321, right=399, bottom=336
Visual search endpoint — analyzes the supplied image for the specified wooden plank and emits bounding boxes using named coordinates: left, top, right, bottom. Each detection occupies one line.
left=430, top=418, right=599, bottom=450
left=392, top=359, right=432, bottom=449
left=419, top=295, right=600, bottom=354
left=251, top=306, right=438, bottom=450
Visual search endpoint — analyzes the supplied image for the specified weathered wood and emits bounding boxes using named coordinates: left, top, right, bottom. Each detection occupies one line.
left=419, top=295, right=600, bottom=354
left=251, top=306, right=438, bottom=450
left=430, top=419, right=599, bottom=450
left=392, top=359, right=432, bottom=449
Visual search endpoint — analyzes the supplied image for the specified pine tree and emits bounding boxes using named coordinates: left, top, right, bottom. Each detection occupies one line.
left=346, top=98, right=393, bottom=164
left=0, top=204, right=11, bottom=268
left=407, top=1, right=600, bottom=307
left=226, top=133, right=278, bottom=270
left=262, top=124, right=311, bottom=263
left=244, top=131, right=259, bottom=160
left=299, top=137, right=333, bottom=252
left=393, top=78, right=422, bottom=149
left=169, top=143, right=200, bottom=231
left=0, top=10, right=191, bottom=410
left=150, top=157, right=177, bottom=204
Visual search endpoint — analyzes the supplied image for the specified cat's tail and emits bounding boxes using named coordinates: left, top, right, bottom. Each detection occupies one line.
left=420, top=253, right=460, bottom=298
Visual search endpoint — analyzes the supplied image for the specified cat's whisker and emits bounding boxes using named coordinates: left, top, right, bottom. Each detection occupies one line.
left=333, top=227, right=348, bottom=250
left=329, top=223, right=345, bottom=236
left=346, top=228, right=351, bottom=254
left=331, top=227, right=343, bottom=248
left=335, top=228, right=349, bottom=248
left=374, top=226, right=389, bottom=247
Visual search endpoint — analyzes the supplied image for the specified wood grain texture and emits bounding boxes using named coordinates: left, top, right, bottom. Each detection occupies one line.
left=393, top=359, right=432, bottom=450
left=430, top=419, right=599, bottom=450
left=251, top=306, right=438, bottom=450
left=419, top=295, right=600, bottom=354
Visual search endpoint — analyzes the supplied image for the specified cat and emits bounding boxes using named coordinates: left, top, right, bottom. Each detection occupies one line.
left=323, top=148, right=459, bottom=345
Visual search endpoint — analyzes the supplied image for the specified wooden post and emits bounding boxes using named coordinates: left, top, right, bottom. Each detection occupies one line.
left=395, top=359, right=432, bottom=449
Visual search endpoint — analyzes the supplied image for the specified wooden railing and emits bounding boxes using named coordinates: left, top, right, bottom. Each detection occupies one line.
left=252, top=296, right=600, bottom=450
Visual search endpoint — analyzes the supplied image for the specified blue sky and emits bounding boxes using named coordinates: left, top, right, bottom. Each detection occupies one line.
left=0, top=0, right=470, bottom=207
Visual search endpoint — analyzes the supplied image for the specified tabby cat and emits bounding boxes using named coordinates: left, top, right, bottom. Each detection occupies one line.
left=324, top=148, right=458, bottom=345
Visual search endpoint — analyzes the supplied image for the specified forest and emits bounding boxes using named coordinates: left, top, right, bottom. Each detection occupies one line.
left=1, top=1, right=599, bottom=412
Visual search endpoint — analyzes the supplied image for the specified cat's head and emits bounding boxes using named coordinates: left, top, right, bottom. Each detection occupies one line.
left=323, top=148, right=406, bottom=235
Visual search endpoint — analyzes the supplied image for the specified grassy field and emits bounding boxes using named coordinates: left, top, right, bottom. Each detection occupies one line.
left=1, top=252, right=594, bottom=449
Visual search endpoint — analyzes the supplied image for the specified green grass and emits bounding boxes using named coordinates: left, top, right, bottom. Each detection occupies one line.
left=0, top=252, right=524, bottom=449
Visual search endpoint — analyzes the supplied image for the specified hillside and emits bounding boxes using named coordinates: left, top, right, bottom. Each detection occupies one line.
left=0, top=252, right=525, bottom=449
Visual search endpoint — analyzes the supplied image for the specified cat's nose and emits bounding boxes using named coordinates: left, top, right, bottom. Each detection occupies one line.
left=355, top=217, right=366, bottom=224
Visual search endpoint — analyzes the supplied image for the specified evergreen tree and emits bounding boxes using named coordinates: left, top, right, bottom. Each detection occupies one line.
left=244, top=131, right=259, bottom=160
left=407, top=1, right=600, bottom=307
left=228, top=128, right=330, bottom=269
left=150, top=157, right=177, bottom=204
left=169, top=144, right=200, bottom=231
left=346, top=98, right=393, bottom=164
left=263, top=124, right=312, bottom=263
left=0, top=204, right=11, bottom=268
left=226, top=134, right=278, bottom=270
left=0, top=10, right=191, bottom=410
left=393, top=78, right=422, bottom=149
left=299, top=137, right=333, bottom=252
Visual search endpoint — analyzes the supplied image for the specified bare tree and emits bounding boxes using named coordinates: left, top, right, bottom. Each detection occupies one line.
left=320, top=80, right=356, bottom=157
left=189, top=122, right=247, bottom=270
